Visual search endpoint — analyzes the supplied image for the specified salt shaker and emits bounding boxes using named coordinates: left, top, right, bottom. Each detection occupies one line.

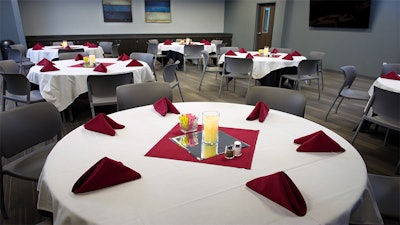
left=233, top=141, right=242, bottom=157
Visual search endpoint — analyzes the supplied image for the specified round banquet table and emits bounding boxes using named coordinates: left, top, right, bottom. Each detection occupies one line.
left=26, top=45, right=105, bottom=63
left=158, top=42, right=217, bottom=55
left=26, top=58, right=154, bottom=111
left=368, top=76, right=400, bottom=96
left=37, top=102, right=367, bottom=225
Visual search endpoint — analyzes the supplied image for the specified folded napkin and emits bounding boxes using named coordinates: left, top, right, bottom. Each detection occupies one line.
left=83, top=41, right=91, bottom=46
left=200, top=39, right=208, bottom=43
left=225, top=50, right=237, bottom=56
left=72, top=157, right=141, bottom=194
left=93, top=63, right=108, bottom=72
left=294, top=130, right=345, bottom=152
left=37, top=58, right=54, bottom=66
left=32, top=43, right=43, bottom=50
left=153, top=97, right=180, bottom=116
left=271, top=48, right=278, bottom=53
left=291, top=50, right=302, bottom=56
left=74, top=53, right=84, bottom=61
left=87, top=43, right=98, bottom=48
left=381, top=71, right=400, bottom=80
left=164, top=39, right=172, bottom=45
left=126, top=59, right=143, bottom=67
left=63, top=45, right=72, bottom=49
left=239, top=48, right=247, bottom=53
left=282, top=54, right=293, bottom=60
left=118, top=53, right=130, bottom=61
left=245, top=53, right=254, bottom=59
left=204, top=41, right=211, bottom=45
left=246, top=171, right=307, bottom=216
left=40, top=63, right=59, bottom=72
left=84, top=113, right=125, bottom=136
left=246, top=101, right=269, bottom=122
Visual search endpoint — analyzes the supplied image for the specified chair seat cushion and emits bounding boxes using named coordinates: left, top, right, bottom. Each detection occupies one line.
left=341, top=88, right=370, bottom=100
left=5, top=90, right=45, bottom=103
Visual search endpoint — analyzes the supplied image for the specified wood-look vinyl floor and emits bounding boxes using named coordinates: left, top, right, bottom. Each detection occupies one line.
left=1, top=62, right=399, bottom=224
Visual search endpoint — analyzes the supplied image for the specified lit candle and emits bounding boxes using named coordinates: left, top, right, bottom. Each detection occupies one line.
left=202, top=111, right=219, bottom=145
left=263, top=46, right=269, bottom=57
left=186, top=38, right=190, bottom=45
left=89, top=54, right=96, bottom=66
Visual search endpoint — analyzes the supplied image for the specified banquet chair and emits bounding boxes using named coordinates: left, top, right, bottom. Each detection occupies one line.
left=57, top=48, right=84, bottom=54
left=147, top=39, right=159, bottom=44
left=52, top=41, right=74, bottom=46
left=58, top=51, right=88, bottom=60
left=111, top=43, right=120, bottom=58
left=279, top=59, right=321, bottom=100
left=163, top=60, right=184, bottom=101
left=117, top=81, right=172, bottom=111
left=130, top=52, right=157, bottom=81
left=245, top=86, right=307, bottom=117
left=219, top=57, right=253, bottom=97
left=367, top=174, right=400, bottom=220
left=209, top=41, right=225, bottom=64
left=183, top=45, right=204, bottom=72
left=147, top=42, right=167, bottom=68
left=98, top=41, right=113, bottom=58
left=87, top=72, right=133, bottom=118
left=199, top=50, right=224, bottom=90
left=0, top=102, right=62, bottom=219
left=271, top=47, right=292, bottom=53
left=381, top=62, right=400, bottom=75
left=351, top=86, right=400, bottom=145
left=1, top=72, right=45, bottom=112
left=219, top=46, right=240, bottom=55
left=0, top=59, right=20, bottom=74
left=308, top=51, right=326, bottom=89
left=325, top=65, right=370, bottom=121
left=7, top=48, right=35, bottom=74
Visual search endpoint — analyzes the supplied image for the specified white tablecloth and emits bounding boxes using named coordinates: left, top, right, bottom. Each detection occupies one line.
left=37, top=102, right=368, bottom=225
left=368, top=77, right=400, bottom=96
left=218, top=52, right=306, bottom=79
left=26, top=58, right=154, bottom=111
left=26, top=45, right=105, bottom=63
left=158, top=42, right=216, bottom=55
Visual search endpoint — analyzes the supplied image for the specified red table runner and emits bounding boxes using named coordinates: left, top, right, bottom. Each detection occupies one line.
left=145, top=124, right=259, bottom=169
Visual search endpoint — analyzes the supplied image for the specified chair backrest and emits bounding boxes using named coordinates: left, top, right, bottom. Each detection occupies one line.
left=58, top=51, right=88, bottom=60
left=117, top=82, right=172, bottom=111
left=163, top=61, right=180, bottom=83
left=112, top=44, right=120, bottom=57
left=0, top=60, right=20, bottom=74
left=220, top=46, right=239, bottom=55
left=297, top=59, right=319, bottom=76
left=1, top=73, right=31, bottom=96
left=130, top=52, right=155, bottom=71
left=271, top=47, right=292, bottom=53
left=368, top=86, right=400, bottom=121
left=245, top=86, right=307, bottom=117
left=368, top=173, right=400, bottom=219
left=211, top=40, right=223, bottom=45
left=7, top=48, right=23, bottom=63
left=87, top=72, right=133, bottom=100
left=183, top=45, right=203, bottom=58
left=223, top=57, right=253, bottom=76
left=308, top=51, right=326, bottom=70
left=98, top=41, right=113, bottom=54
left=0, top=102, right=62, bottom=159
left=10, top=44, right=28, bottom=56
left=381, top=63, right=400, bottom=75
left=201, top=50, right=209, bottom=72
left=147, top=39, right=159, bottom=44
left=340, top=65, right=358, bottom=90
left=147, top=42, right=160, bottom=56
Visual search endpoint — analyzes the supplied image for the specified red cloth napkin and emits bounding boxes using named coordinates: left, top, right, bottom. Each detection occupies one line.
left=74, top=54, right=84, bottom=61
left=37, top=58, right=54, bottom=66
left=291, top=50, right=302, bottom=56
left=93, top=63, right=108, bottom=72
left=246, top=171, right=307, bottom=216
left=282, top=54, right=293, bottom=60
left=32, top=43, right=43, bottom=50
left=118, top=53, right=130, bottom=61
left=84, top=113, right=125, bottom=136
left=126, top=59, right=143, bottom=67
left=204, top=41, right=211, bottom=45
left=64, top=45, right=72, bottom=49
left=40, top=63, right=59, bottom=72
left=246, top=102, right=269, bottom=122
left=200, top=39, right=208, bottom=43
left=245, top=53, right=254, bottom=59
left=87, top=43, right=98, bottom=48
left=153, top=97, right=180, bottom=116
left=381, top=71, right=400, bottom=80
left=225, top=50, right=237, bottom=56
left=83, top=41, right=91, bottom=46
left=271, top=48, right=278, bottom=53
left=164, top=39, right=172, bottom=45
left=72, top=157, right=141, bottom=194
left=294, top=130, right=345, bottom=152
left=239, top=48, right=247, bottom=53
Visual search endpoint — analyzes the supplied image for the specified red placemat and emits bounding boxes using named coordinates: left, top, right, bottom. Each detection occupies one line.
left=69, top=62, right=115, bottom=68
left=145, top=124, right=259, bottom=169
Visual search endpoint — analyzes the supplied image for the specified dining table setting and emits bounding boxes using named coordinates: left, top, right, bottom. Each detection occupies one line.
left=26, top=54, right=154, bottom=111
left=368, top=70, right=400, bottom=95
left=36, top=101, right=380, bottom=225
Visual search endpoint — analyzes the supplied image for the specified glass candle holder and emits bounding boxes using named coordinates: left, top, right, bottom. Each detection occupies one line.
left=202, top=111, right=219, bottom=145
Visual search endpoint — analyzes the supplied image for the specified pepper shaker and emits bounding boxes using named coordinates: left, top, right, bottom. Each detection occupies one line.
left=225, top=145, right=234, bottom=159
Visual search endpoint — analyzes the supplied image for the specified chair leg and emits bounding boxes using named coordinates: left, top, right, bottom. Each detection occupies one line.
left=177, top=84, right=184, bottom=102
left=198, top=71, right=206, bottom=90
left=1, top=98, right=5, bottom=112
left=0, top=174, right=9, bottom=219
left=325, top=96, right=340, bottom=121
left=351, top=118, right=365, bottom=144
left=90, top=105, right=95, bottom=118
left=335, top=98, right=345, bottom=113
left=218, top=76, right=225, bottom=97
left=317, top=79, right=320, bottom=100
left=383, top=128, right=390, bottom=146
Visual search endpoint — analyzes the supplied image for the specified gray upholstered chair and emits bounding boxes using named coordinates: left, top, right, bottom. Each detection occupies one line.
left=219, top=56, right=253, bottom=97
left=308, top=51, right=326, bottom=89
left=0, top=59, right=20, bottom=74
left=111, top=43, right=120, bottom=58
left=219, top=46, right=239, bottom=55
left=147, top=42, right=167, bottom=67
left=271, top=47, right=292, bottom=53
left=7, top=48, right=35, bottom=74
left=163, top=60, right=184, bottom=101
left=325, top=65, right=370, bottom=121
left=183, top=45, right=203, bottom=72
left=381, top=62, right=400, bottom=75
left=199, top=50, right=223, bottom=90
left=117, top=81, right=172, bottom=111
left=0, top=102, right=62, bottom=219
left=129, top=52, right=157, bottom=81
left=245, top=86, right=307, bottom=117
left=98, top=41, right=113, bottom=58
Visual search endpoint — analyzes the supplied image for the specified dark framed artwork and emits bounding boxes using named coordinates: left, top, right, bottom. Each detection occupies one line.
left=145, top=0, right=171, bottom=23
left=102, top=0, right=132, bottom=23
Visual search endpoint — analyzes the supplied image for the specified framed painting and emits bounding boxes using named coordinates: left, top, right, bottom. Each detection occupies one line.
left=102, top=0, right=132, bottom=22
left=145, top=0, right=171, bottom=23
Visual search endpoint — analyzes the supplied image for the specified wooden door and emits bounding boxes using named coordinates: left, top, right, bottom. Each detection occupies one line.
left=256, top=3, right=275, bottom=50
